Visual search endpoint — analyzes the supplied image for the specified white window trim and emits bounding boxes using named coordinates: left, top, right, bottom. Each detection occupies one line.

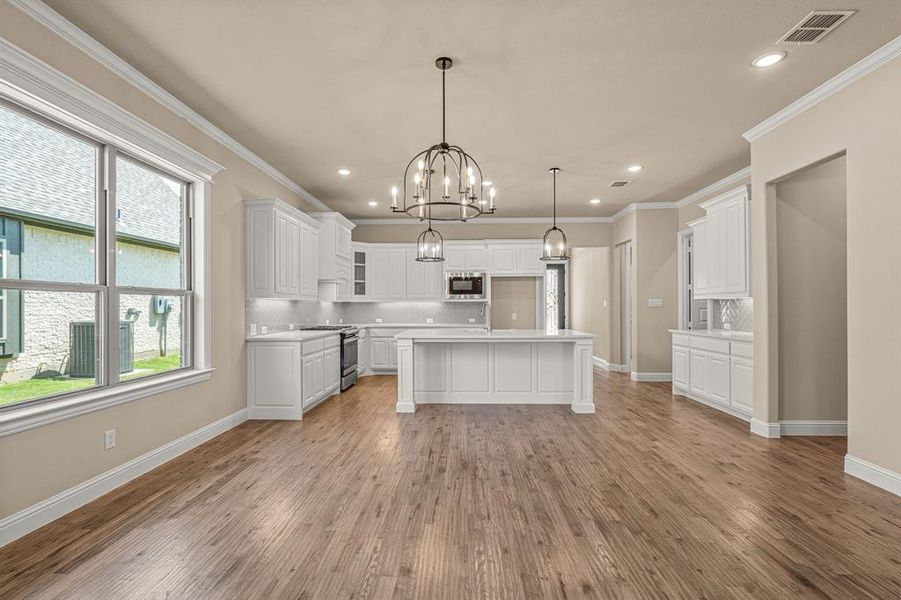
left=0, top=238, right=7, bottom=341
left=0, top=39, right=222, bottom=438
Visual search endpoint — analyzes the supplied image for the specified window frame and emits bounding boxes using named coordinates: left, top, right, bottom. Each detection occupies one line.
left=0, top=48, right=220, bottom=436
left=0, top=238, right=7, bottom=341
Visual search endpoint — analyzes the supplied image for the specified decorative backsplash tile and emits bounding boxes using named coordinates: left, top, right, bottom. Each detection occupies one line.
left=245, top=299, right=484, bottom=333
left=712, top=298, right=753, bottom=332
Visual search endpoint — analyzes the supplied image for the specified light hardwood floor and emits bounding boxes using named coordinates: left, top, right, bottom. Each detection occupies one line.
left=1, top=371, right=899, bottom=599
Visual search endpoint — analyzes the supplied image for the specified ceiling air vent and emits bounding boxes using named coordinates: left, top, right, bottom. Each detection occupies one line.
left=608, top=180, right=630, bottom=188
left=778, top=10, right=855, bottom=45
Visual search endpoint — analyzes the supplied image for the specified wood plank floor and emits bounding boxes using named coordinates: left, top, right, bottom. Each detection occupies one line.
left=1, top=371, right=899, bottom=599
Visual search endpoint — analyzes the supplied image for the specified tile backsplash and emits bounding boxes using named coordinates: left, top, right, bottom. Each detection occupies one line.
left=711, top=298, right=753, bottom=332
left=245, top=299, right=483, bottom=333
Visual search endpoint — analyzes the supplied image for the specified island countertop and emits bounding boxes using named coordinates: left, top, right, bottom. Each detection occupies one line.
left=395, top=328, right=595, bottom=341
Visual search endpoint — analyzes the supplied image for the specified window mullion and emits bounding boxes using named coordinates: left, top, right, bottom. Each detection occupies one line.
left=102, top=146, right=120, bottom=387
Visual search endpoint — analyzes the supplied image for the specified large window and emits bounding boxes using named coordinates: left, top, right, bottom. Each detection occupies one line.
left=0, top=100, right=193, bottom=409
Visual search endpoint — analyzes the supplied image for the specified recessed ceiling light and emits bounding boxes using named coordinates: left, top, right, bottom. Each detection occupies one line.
left=590, top=198, right=601, bottom=205
left=627, top=164, right=643, bottom=173
left=337, top=168, right=352, bottom=176
left=368, top=200, right=378, bottom=207
left=482, top=181, right=493, bottom=187
left=752, top=51, right=786, bottom=68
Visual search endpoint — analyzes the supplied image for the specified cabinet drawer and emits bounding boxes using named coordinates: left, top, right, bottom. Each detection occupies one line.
left=690, top=336, right=730, bottom=354
left=730, top=341, right=753, bottom=358
left=672, top=333, right=691, bottom=348
left=302, top=339, right=325, bottom=356
left=323, top=335, right=340, bottom=350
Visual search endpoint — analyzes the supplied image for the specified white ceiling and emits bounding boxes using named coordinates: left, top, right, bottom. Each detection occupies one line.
left=44, top=0, right=901, bottom=218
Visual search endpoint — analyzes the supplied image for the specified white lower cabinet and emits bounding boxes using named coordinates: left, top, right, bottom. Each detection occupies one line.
left=248, top=334, right=341, bottom=419
left=368, top=328, right=403, bottom=372
left=672, top=332, right=753, bottom=420
left=370, top=338, right=389, bottom=369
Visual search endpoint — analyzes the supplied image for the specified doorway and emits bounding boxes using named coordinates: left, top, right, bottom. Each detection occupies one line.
left=545, top=263, right=566, bottom=331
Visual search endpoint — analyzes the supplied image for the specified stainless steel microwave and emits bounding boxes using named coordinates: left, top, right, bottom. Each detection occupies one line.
left=445, top=272, right=487, bottom=300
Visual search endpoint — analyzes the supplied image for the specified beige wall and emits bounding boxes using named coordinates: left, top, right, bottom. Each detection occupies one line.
left=775, top=156, right=847, bottom=421
left=0, top=6, right=317, bottom=517
left=633, top=209, right=679, bottom=373
left=570, top=247, right=610, bottom=361
left=751, top=57, right=900, bottom=474
left=352, top=222, right=611, bottom=246
left=490, top=277, right=538, bottom=329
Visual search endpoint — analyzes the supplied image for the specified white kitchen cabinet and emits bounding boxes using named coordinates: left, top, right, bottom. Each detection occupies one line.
left=406, top=249, right=444, bottom=300
left=302, top=353, right=323, bottom=407
left=487, top=241, right=545, bottom=276
left=388, top=338, right=398, bottom=369
left=689, top=217, right=709, bottom=299
left=707, top=352, right=730, bottom=406
left=358, top=332, right=370, bottom=374
left=324, top=347, right=340, bottom=394
left=300, top=223, right=319, bottom=300
left=444, top=244, right=487, bottom=272
left=672, top=331, right=753, bottom=420
left=247, top=342, right=302, bottom=420
left=368, top=247, right=407, bottom=300
left=730, top=356, right=754, bottom=414
left=352, top=246, right=368, bottom=300
left=672, top=345, right=690, bottom=389
left=370, top=338, right=390, bottom=369
left=246, top=198, right=321, bottom=300
left=695, top=185, right=750, bottom=299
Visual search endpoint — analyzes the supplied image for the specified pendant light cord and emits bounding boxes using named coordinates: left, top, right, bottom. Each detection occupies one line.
left=553, top=169, right=557, bottom=227
left=441, top=68, right=446, bottom=143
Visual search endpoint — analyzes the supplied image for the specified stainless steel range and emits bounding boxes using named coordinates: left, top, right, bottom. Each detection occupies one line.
left=300, top=325, right=359, bottom=391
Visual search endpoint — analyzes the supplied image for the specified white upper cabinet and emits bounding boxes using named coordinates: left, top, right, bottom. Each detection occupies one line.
left=444, top=244, right=487, bottom=272
left=488, top=240, right=544, bottom=276
left=311, top=212, right=355, bottom=281
left=694, top=185, right=750, bottom=299
left=689, top=217, right=709, bottom=299
left=245, top=198, right=321, bottom=300
left=368, top=246, right=407, bottom=300
left=406, top=248, right=444, bottom=300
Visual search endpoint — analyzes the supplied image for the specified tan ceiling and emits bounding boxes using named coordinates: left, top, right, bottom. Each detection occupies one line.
left=44, top=0, right=901, bottom=219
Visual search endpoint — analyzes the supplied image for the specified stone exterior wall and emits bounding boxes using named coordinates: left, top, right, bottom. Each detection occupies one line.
left=0, top=224, right=182, bottom=383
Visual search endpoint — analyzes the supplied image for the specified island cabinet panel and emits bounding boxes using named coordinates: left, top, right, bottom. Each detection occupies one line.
left=413, top=343, right=447, bottom=392
left=450, top=343, right=490, bottom=392
left=536, top=343, right=574, bottom=392
left=494, top=343, right=533, bottom=392
left=247, top=343, right=301, bottom=420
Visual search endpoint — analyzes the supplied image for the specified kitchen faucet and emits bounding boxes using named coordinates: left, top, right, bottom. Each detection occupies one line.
left=481, top=301, right=492, bottom=332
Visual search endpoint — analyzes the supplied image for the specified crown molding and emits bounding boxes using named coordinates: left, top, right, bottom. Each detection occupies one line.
left=743, top=35, right=901, bottom=142
left=676, top=166, right=751, bottom=208
left=8, top=0, right=330, bottom=211
left=609, top=201, right=677, bottom=220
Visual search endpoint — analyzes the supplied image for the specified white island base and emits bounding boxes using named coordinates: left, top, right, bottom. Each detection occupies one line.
left=395, top=329, right=595, bottom=414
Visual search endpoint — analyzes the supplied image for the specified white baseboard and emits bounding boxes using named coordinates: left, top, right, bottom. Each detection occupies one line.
left=844, top=454, right=901, bottom=496
left=607, top=362, right=627, bottom=372
left=630, top=371, right=672, bottom=382
left=592, top=356, right=608, bottom=370
left=750, top=417, right=781, bottom=438
left=780, top=420, right=847, bottom=436
left=0, top=408, right=248, bottom=548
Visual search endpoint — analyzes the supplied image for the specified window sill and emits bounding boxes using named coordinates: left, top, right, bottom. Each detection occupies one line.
left=0, top=368, right=215, bottom=438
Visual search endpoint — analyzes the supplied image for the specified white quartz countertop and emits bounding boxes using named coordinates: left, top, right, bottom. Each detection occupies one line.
left=669, top=329, right=753, bottom=341
left=396, top=328, right=594, bottom=341
left=354, top=323, right=477, bottom=329
left=246, top=330, right=341, bottom=342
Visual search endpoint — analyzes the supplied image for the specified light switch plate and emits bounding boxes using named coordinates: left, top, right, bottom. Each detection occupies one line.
left=468, top=318, right=476, bottom=323
left=426, top=318, right=434, bottom=324
left=288, top=323, right=295, bottom=330
left=260, top=325, right=268, bottom=334
left=511, top=313, right=518, bottom=321
left=648, top=298, right=664, bottom=308
left=376, top=318, right=383, bottom=323
left=249, top=324, right=257, bottom=336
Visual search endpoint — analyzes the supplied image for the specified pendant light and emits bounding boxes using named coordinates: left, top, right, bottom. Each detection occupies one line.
left=416, top=201, right=444, bottom=262
left=541, top=167, right=569, bottom=261
left=391, top=57, right=495, bottom=221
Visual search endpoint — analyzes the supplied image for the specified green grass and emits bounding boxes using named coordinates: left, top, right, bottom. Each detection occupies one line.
left=0, top=354, right=182, bottom=406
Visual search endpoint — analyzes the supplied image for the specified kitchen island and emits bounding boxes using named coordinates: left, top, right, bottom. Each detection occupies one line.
left=395, top=329, right=595, bottom=414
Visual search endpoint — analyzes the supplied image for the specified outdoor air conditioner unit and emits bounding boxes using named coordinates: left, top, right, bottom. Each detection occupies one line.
left=69, top=321, right=134, bottom=378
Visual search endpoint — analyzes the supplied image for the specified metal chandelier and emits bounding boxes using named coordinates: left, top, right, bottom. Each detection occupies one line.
left=391, top=57, right=495, bottom=222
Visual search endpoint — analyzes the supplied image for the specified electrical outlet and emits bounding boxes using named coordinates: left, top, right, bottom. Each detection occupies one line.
left=249, top=323, right=258, bottom=336
left=511, top=313, right=518, bottom=321
left=338, top=318, right=344, bottom=324
left=288, top=323, right=295, bottom=330
left=325, top=319, right=330, bottom=325
left=260, top=325, right=268, bottom=334
left=723, top=322, right=732, bottom=330
left=426, top=318, right=434, bottom=324
left=468, top=318, right=476, bottom=323
left=376, top=317, right=383, bottom=323
left=104, top=428, right=116, bottom=450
